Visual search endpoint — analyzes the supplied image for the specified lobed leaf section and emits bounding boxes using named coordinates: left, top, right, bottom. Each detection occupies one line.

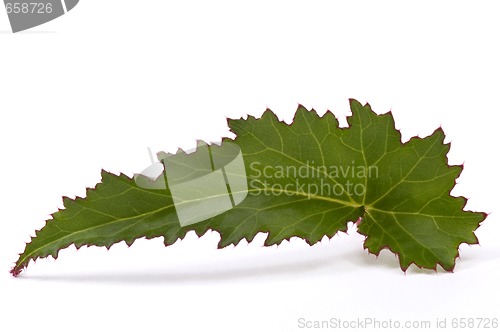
left=11, top=99, right=486, bottom=275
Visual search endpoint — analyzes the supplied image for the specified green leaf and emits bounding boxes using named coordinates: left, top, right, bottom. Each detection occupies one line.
left=11, top=99, right=486, bottom=275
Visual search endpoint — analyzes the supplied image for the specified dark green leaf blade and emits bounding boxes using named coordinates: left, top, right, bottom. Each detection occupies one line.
left=347, top=99, right=485, bottom=271
left=11, top=172, right=182, bottom=276
left=12, top=99, right=486, bottom=275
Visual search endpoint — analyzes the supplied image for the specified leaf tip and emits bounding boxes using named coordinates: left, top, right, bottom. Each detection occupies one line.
left=348, top=98, right=362, bottom=108
left=432, top=126, right=447, bottom=142
left=10, top=265, right=23, bottom=277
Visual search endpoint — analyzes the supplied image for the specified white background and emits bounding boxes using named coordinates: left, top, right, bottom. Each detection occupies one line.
left=1, top=1, right=499, bottom=331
